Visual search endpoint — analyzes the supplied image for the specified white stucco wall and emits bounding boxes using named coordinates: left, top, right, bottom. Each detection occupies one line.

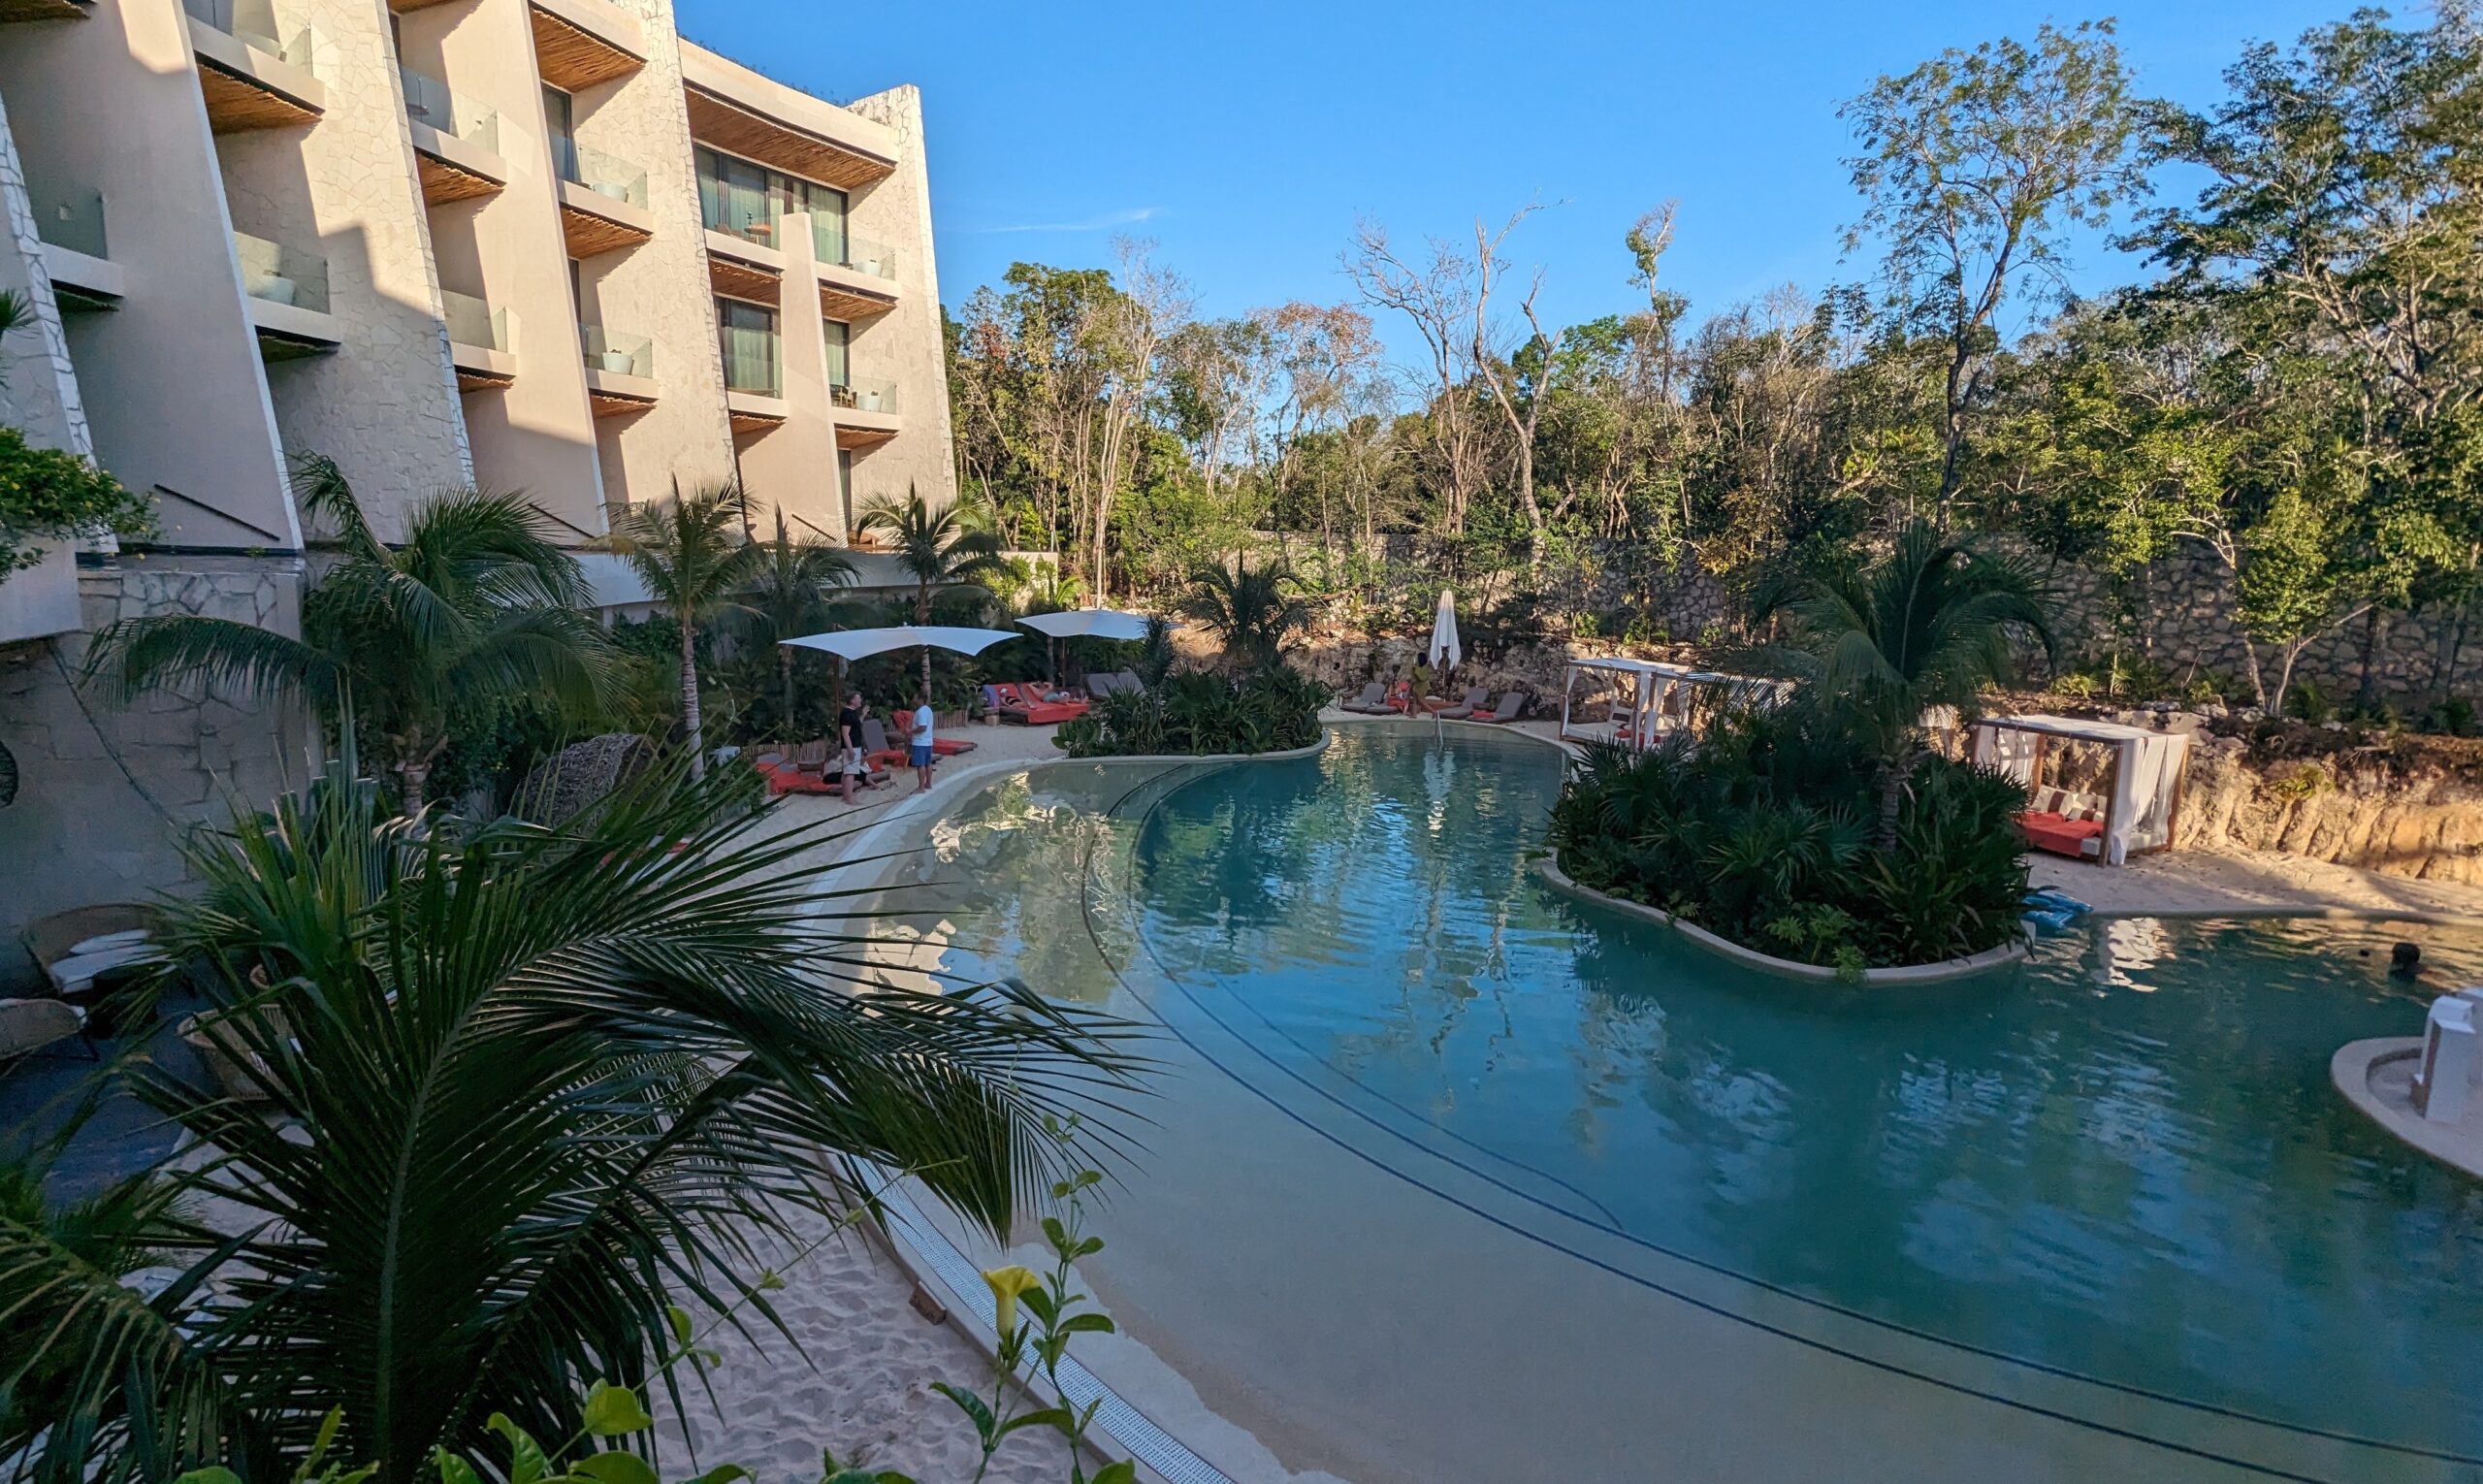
left=843, top=83, right=955, bottom=520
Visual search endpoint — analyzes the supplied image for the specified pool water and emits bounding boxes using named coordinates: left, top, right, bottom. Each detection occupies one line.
left=917, top=727, right=2483, bottom=1473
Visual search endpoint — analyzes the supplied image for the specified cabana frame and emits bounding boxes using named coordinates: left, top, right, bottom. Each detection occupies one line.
left=1558, top=659, right=1791, bottom=750
left=1970, top=714, right=2191, bottom=866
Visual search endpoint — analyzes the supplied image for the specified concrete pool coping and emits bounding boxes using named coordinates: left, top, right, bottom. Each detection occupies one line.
left=2332, top=1037, right=2483, bottom=1181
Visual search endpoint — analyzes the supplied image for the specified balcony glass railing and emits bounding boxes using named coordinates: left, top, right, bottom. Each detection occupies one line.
left=582, top=326, right=653, bottom=378
left=234, top=229, right=328, bottom=313
left=551, top=136, right=648, bottom=210
left=719, top=332, right=781, bottom=397
left=829, top=375, right=898, bottom=415
left=183, top=0, right=316, bottom=71
left=33, top=189, right=107, bottom=260
left=401, top=64, right=500, bottom=154
left=441, top=289, right=508, bottom=351
left=813, top=221, right=895, bottom=281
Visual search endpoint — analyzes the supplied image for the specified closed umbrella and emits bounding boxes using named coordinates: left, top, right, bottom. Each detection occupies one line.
left=1427, top=589, right=1461, bottom=705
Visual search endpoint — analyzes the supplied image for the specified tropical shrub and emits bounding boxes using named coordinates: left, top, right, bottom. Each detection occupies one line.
left=1053, top=665, right=1324, bottom=758
left=0, top=424, right=157, bottom=576
left=0, top=751, right=1140, bottom=1484
left=1547, top=698, right=2030, bottom=971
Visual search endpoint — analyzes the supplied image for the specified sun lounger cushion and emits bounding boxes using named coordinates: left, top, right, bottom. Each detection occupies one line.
left=1435, top=686, right=1490, bottom=720
left=1341, top=682, right=1394, bottom=715
left=989, top=683, right=1089, bottom=726
left=860, top=718, right=908, bottom=767
left=1469, top=692, right=1526, bottom=723
left=2015, top=812, right=2106, bottom=858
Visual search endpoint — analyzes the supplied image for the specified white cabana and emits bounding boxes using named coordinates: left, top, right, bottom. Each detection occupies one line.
left=1970, top=714, right=2191, bottom=866
left=1558, top=659, right=1792, bottom=750
left=781, top=625, right=1020, bottom=662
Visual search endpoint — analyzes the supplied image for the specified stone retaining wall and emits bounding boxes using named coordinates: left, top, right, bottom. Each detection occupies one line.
left=2176, top=740, right=2483, bottom=887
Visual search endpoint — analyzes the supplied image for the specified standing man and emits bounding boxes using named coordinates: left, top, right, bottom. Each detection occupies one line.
left=836, top=689, right=867, bottom=804
left=909, top=688, right=937, bottom=793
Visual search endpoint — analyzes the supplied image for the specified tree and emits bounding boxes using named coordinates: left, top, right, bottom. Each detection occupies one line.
left=1759, top=523, right=2056, bottom=845
left=1842, top=19, right=2148, bottom=524
left=1343, top=218, right=1492, bottom=538
left=723, top=508, right=858, bottom=733
left=605, top=482, right=761, bottom=779
left=87, top=456, right=610, bottom=805
left=855, top=487, right=1008, bottom=694
left=0, top=755, right=1139, bottom=1484
left=1467, top=205, right=1557, bottom=568
left=1177, top=555, right=1310, bottom=671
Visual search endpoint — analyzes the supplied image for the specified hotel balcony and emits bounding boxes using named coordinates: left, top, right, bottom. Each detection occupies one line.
left=679, top=44, right=897, bottom=193
left=814, top=225, right=897, bottom=321
left=581, top=325, right=656, bottom=415
left=183, top=0, right=324, bottom=133
left=528, top=0, right=645, bottom=92
left=442, top=288, right=514, bottom=390
left=234, top=227, right=337, bottom=355
left=719, top=328, right=785, bottom=433
left=30, top=185, right=121, bottom=307
left=553, top=136, right=654, bottom=258
left=401, top=64, right=505, bottom=204
left=829, top=374, right=900, bottom=447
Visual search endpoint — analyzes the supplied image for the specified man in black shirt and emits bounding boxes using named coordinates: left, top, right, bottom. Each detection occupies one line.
left=836, top=690, right=867, bottom=803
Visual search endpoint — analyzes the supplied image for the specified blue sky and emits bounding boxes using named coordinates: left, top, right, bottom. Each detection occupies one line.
left=676, top=1, right=2356, bottom=348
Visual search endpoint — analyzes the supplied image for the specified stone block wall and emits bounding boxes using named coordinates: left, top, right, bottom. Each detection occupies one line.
left=0, top=559, right=307, bottom=988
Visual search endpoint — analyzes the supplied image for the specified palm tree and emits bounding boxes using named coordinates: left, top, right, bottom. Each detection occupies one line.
left=1757, top=522, right=2055, bottom=845
left=0, top=757, right=1141, bottom=1484
left=605, top=482, right=762, bottom=778
left=85, top=455, right=610, bottom=805
left=855, top=486, right=1006, bottom=695
left=1177, top=555, right=1310, bottom=671
left=722, top=509, right=858, bottom=733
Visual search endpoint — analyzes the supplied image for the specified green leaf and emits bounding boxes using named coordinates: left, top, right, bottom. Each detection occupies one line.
left=488, top=1413, right=550, bottom=1484
left=1041, top=1215, right=1071, bottom=1252
left=573, top=1451, right=660, bottom=1484
left=666, top=1305, right=694, bottom=1346
left=677, top=1467, right=749, bottom=1484
left=434, top=1447, right=482, bottom=1484
left=928, top=1381, right=996, bottom=1440
left=993, top=1405, right=1074, bottom=1440
left=173, top=1470, right=244, bottom=1484
left=292, top=1405, right=344, bottom=1482
left=1058, top=1311, right=1116, bottom=1337
left=584, top=1380, right=656, bottom=1436
left=1091, top=1464, right=1138, bottom=1484
left=1021, top=1287, right=1059, bottom=1328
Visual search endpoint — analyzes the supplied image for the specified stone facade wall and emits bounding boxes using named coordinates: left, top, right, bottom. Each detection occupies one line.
left=0, top=559, right=307, bottom=988
left=2175, top=738, right=2483, bottom=887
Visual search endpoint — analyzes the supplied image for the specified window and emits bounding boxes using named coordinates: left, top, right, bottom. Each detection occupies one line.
left=543, top=85, right=577, bottom=183
left=805, top=182, right=849, bottom=265
left=837, top=449, right=854, bottom=538
left=716, top=298, right=779, bottom=396
left=696, top=147, right=777, bottom=244
left=822, top=318, right=849, bottom=391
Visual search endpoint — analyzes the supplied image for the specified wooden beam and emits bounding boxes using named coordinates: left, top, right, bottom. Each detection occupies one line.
left=417, top=150, right=500, bottom=206
left=684, top=85, right=893, bottom=190
left=728, top=407, right=786, bottom=436
left=561, top=201, right=652, bottom=258
left=457, top=367, right=516, bottom=393
left=819, top=281, right=895, bottom=322
left=708, top=255, right=778, bottom=305
left=530, top=5, right=639, bottom=90
left=198, top=57, right=319, bottom=133
left=834, top=424, right=896, bottom=451
left=591, top=389, right=657, bottom=419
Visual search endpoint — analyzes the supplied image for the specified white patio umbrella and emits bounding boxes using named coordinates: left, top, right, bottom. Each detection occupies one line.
left=781, top=625, right=1021, bottom=706
left=1427, top=588, right=1461, bottom=671
left=1016, top=607, right=1173, bottom=684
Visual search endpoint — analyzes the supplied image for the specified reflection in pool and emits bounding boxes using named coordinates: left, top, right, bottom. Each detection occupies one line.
left=919, top=727, right=2483, bottom=1468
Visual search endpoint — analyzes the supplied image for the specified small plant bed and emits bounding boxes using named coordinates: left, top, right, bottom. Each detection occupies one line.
left=1053, top=666, right=1326, bottom=758
left=1547, top=704, right=2033, bottom=979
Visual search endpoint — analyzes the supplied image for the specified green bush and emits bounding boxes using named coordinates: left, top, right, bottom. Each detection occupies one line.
left=1546, top=701, right=2031, bottom=970
left=0, top=425, right=157, bottom=575
left=1053, top=665, right=1325, bottom=758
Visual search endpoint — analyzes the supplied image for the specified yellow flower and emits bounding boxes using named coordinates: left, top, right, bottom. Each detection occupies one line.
left=983, top=1266, right=1041, bottom=1337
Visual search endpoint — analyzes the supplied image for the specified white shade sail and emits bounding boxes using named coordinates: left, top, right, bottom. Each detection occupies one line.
left=1428, top=588, right=1461, bottom=669
left=780, top=626, right=1021, bottom=662
left=1016, top=608, right=1167, bottom=641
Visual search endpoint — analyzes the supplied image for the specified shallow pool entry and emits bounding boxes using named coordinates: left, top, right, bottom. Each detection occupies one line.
left=912, top=728, right=2483, bottom=1473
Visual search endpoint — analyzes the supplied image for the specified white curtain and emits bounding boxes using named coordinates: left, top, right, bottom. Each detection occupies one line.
left=2112, top=733, right=2188, bottom=862
left=1974, top=725, right=2040, bottom=785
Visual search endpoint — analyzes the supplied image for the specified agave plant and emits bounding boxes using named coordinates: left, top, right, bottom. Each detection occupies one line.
left=0, top=753, right=1144, bottom=1484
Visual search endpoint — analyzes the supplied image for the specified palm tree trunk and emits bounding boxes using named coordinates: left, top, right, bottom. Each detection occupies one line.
left=779, top=646, right=795, bottom=736
left=680, top=616, right=706, bottom=780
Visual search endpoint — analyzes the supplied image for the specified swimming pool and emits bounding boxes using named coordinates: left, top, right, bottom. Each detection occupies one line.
left=911, top=726, right=2483, bottom=1483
